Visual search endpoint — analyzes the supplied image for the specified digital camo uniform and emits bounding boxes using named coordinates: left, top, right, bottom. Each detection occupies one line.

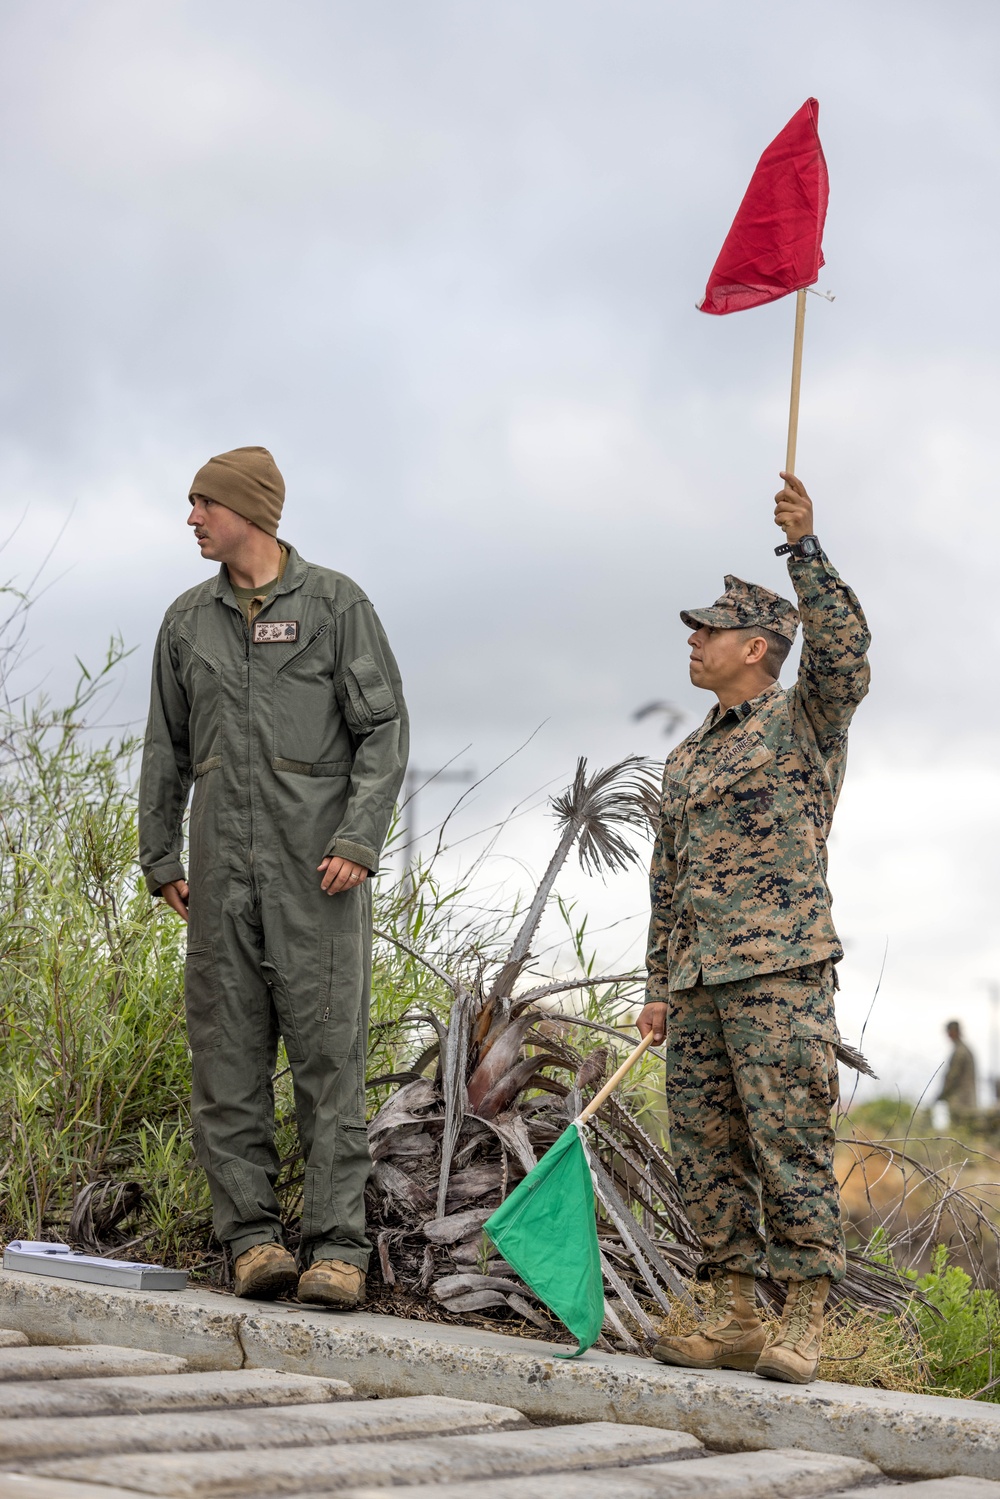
left=647, top=555, right=870, bottom=1283
left=140, top=542, right=408, bottom=1271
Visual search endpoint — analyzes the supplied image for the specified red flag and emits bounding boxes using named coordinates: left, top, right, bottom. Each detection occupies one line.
left=698, top=99, right=828, bottom=316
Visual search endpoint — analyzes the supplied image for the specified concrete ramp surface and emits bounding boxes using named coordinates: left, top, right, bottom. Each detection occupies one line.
left=2, top=1275, right=1000, bottom=1495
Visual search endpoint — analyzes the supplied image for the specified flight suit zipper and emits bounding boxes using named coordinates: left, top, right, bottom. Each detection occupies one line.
left=274, top=622, right=329, bottom=675
left=237, top=612, right=258, bottom=898
left=189, top=643, right=219, bottom=675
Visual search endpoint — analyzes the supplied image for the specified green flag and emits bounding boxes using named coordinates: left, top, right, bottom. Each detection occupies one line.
left=484, top=1121, right=604, bottom=1357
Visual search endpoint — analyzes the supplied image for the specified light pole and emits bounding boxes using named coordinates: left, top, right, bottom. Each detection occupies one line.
left=400, top=765, right=475, bottom=887
left=988, top=981, right=1000, bottom=1104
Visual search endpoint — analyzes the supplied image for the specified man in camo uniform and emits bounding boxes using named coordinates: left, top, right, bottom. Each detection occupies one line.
left=637, top=473, right=870, bottom=1384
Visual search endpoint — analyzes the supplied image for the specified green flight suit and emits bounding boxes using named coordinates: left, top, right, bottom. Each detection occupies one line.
left=139, top=543, right=408, bottom=1268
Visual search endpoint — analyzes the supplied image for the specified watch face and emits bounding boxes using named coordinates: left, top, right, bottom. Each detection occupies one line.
left=800, top=536, right=820, bottom=556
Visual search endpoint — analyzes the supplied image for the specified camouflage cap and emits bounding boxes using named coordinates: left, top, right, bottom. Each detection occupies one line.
left=680, top=575, right=799, bottom=643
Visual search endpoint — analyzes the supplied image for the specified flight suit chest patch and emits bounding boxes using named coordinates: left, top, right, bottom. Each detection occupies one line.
left=252, top=620, right=299, bottom=644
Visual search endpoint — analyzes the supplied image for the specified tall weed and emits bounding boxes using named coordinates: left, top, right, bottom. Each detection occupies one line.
left=0, top=645, right=454, bottom=1265
left=0, top=645, right=197, bottom=1249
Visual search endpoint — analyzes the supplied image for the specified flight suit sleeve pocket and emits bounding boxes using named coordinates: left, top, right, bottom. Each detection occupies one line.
left=318, top=931, right=366, bottom=1060
left=184, top=943, right=222, bottom=1053
left=339, top=654, right=397, bottom=733
left=785, top=1018, right=838, bottom=1127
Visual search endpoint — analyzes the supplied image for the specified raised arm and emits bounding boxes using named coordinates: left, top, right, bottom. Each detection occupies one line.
left=775, top=473, right=871, bottom=746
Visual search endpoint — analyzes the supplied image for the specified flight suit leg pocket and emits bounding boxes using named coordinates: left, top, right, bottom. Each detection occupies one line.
left=184, top=943, right=222, bottom=1053
left=301, top=1119, right=372, bottom=1251
left=785, top=1018, right=839, bottom=1127
left=318, top=931, right=365, bottom=1061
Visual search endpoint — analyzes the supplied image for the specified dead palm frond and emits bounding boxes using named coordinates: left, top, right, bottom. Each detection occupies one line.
left=68, top=1178, right=144, bottom=1253
left=836, top=1040, right=877, bottom=1078
left=485, top=755, right=659, bottom=1013
left=552, top=755, right=661, bottom=875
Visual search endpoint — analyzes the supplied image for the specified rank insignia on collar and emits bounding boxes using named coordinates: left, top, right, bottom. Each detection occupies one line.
left=252, top=620, right=299, bottom=643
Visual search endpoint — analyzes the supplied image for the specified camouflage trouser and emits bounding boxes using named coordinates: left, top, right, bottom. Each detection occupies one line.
left=666, top=961, right=845, bottom=1283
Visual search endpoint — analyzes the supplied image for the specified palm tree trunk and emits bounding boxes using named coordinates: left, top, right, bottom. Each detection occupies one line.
left=434, top=992, right=472, bottom=1219
left=486, top=817, right=581, bottom=1006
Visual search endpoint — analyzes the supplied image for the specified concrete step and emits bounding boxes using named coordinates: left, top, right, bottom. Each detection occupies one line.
left=0, top=1478, right=150, bottom=1499
left=0, top=1346, right=186, bottom=1383
left=34, top=1420, right=703, bottom=1495
left=0, top=1369, right=354, bottom=1421
left=834, top=1482, right=1000, bottom=1499
left=335, top=1447, right=884, bottom=1499
left=5, top=1271, right=995, bottom=1481
left=1, top=1394, right=528, bottom=1463
left=0, top=1334, right=27, bottom=1350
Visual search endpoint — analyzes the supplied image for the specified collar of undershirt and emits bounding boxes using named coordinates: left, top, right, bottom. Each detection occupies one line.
left=229, top=543, right=288, bottom=605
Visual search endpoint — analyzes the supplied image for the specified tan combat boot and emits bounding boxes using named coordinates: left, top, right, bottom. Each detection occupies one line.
left=232, top=1243, right=298, bottom=1300
left=755, top=1276, right=830, bottom=1384
left=297, top=1259, right=367, bottom=1309
left=652, top=1271, right=766, bottom=1371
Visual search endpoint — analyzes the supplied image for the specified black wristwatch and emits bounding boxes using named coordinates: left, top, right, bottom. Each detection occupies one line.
left=774, top=534, right=822, bottom=560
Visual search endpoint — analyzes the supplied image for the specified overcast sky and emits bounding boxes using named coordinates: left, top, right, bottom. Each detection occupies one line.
left=3, top=0, right=1000, bottom=1104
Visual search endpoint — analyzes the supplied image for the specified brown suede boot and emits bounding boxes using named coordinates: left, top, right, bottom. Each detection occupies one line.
left=232, top=1243, right=298, bottom=1300
left=297, top=1259, right=367, bottom=1309
left=652, top=1271, right=766, bottom=1371
left=755, top=1276, right=831, bottom=1384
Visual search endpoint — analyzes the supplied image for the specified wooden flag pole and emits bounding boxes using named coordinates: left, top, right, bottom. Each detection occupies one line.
left=575, top=1031, right=654, bottom=1126
left=785, top=286, right=808, bottom=474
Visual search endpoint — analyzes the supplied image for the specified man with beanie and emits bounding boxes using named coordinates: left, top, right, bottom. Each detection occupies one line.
left=139, top=446, right=408, bottom=1306
left=637, top=473, right=870, bottom=1384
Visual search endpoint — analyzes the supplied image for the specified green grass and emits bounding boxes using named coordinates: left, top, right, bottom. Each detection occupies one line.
left=840, top=1095, right=917, bottom=1138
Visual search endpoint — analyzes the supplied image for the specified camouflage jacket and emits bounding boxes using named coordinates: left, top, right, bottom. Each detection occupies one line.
left=646, top=553, right=870, bottom=994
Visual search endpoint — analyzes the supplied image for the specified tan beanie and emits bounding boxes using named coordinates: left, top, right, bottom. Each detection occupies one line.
left=189, top=446, right=285, bottom=536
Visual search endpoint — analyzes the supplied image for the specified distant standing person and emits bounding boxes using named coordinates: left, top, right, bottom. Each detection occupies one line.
left=139, top=446, right=408, bottom=1306
left=937, top=1021, right=978, bottom=1117
left=637, top=473, right=870, bottom=1385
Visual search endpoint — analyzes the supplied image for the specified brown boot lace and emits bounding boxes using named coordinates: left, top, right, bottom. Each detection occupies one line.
left=705, top=1272, right=740, bottom=1326
left=780, top=1283, right=819, bottom=1347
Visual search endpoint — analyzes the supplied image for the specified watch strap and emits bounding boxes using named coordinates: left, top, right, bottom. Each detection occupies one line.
left=775, top=535, right=821, bottom=560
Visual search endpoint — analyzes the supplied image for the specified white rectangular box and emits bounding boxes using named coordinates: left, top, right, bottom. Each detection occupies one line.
left=3, top=1240, right=188, bottom=1290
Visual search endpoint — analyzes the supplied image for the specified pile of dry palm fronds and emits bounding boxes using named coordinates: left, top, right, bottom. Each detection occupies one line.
left=361, top=755, right=916, bottom=1352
